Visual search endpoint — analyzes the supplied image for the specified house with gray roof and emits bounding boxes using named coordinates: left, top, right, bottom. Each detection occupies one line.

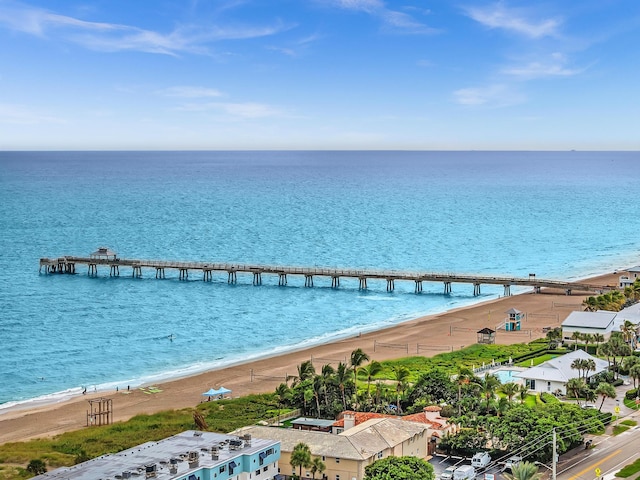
left=234, top=417, right=429, bottom=480
left=561, top=311, right=617, bottom=342
left=515, top=349, right=609, bottom=395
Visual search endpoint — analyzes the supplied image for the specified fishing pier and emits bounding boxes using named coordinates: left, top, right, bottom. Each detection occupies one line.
left=38, top=248, right=612, bottom=296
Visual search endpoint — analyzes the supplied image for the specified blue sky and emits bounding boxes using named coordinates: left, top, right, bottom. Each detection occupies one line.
left=0, top=0, right=638, bottom=150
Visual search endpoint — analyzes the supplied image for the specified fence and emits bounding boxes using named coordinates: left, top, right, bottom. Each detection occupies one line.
left=250, top=369, right=290, bottom=383
left=373, top=340, right=409, bottom=353
left=310, top=355, right=347, bottom=365
left=417, top=344, right=453, bottom=354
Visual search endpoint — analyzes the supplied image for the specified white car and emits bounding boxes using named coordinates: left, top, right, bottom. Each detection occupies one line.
left=440, top=466, right=457, bottom=480
left=504, top=456, right=522, bottom=472
left=471, top=452, right=491, bottom=468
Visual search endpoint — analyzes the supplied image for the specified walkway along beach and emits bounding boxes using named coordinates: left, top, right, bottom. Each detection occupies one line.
left=0, top=270, right=623, bottom=445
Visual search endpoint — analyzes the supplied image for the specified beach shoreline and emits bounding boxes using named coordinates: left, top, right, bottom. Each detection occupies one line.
left=0, top=270, right=623, bottom=445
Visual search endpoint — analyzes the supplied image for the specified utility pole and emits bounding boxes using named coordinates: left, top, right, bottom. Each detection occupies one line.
left=552, top=428, right=557, bottom=480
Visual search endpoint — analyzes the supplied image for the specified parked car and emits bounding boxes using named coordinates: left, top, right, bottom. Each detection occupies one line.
left=471, top=452, right=491, bottom=468
left=453, top=465, right=476, bottom=480
left=504, top=456, right=522, bottom=472
left=440, top=466, right=457, bottom=480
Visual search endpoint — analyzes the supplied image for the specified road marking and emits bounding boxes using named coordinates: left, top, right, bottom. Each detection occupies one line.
left=568, top=450, right=622, bottom=480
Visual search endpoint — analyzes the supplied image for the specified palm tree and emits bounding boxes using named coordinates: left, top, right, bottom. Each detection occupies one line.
left=593, top=333, right=605, bottom=351
left=350, top=348, right=370, bottom=390
left=598, top=342, right=613, bottom=370
left=310, top=457, right=326, bottom=480
left=361, top=361, right=383, bottom=397
left=334, top=362, right=350, bottom=410
left=584, top=359, right=596, bottom=381
left=392, top=365, right=410, bottom=413
left=629, top=364, right=640, bottom=389
left=499, top=382, right=520, bottom=402
left=296, top=360, right=316, bottom=384
left=571, top=358, right=587, bottom=380
left=275, top=383, right=291, bottom=422
left=290, top=442, right=312, bottom=479
left=312, top=376, right=323, bottom=417
left=517, top=384, right=528, bottom=403
left=480, top=373, right=500, bottom=413
left=595, top=382, right=616, bottom=411
left=621, top=320, right=638, bottom=350
left=503, top=461, right=542, bottom=480
left=583, top=296, right=598, bottom=312
left=583, top=333, right=594, bottom=354
left=567, top=378, right=586, bottom=404
left=320, top=364, right=335, bottom=408
left=571, top=331, right=582, bottom=351
left=609, top=335, right=632, bottom=379
left=455, top=366, right=475, bottom=415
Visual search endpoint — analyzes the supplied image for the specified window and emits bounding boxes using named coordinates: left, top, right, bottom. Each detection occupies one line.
left=377, top=452, right=383, bottom=459
left=335, top=458, right=340, bottom=464
left=336, top=475, right=340, bottom=480
left=255, top=469, right=261, bottom=476
left=322, top=456, right=326, bottom=461
left=263, top=466, right=269, bottom=473
left=219, top=466, right=226, bottom=474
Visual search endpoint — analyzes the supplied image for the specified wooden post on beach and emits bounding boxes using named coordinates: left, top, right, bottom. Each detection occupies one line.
left=87, top=398, right=112, bottom=427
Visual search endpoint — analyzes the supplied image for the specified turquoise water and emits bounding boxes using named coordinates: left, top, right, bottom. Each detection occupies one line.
left=494, top=369, right=523, bottom=384
left=1, top=151, right=639, bottom=409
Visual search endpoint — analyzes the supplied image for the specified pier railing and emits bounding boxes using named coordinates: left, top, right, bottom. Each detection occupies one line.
left=39, top=255, right=613, bottom=296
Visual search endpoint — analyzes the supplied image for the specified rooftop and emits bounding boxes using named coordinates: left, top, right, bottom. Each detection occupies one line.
left=235, top=417, right=428, bottom=461
left=562, top=311, right=617, bottom=329
left=34, top=430, right=279, bottom=480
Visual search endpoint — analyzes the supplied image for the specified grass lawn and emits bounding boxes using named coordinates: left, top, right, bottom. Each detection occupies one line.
left=623, top=398, right=640, bottom=410
left=515, top=353, right=558, bottom=367
left=616, top=457, right=640, bottom=478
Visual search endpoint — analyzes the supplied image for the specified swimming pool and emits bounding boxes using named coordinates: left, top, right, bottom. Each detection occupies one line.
left=494, top=369, right=523, bottom=384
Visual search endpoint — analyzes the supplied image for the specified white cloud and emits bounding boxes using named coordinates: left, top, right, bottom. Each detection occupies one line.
left=176, top=101, right=283, bottom=119
left=501, top=53, right=584, bottom=79
left=157, top=86, right=224, bottom=98
left=0, top=103, right=65, bottom=124
left=463, top=3, right=561, bottom=38
left=322, top=0, right=437, bottom=34
left=0, top=2, right=289, bottom=55
left=453, top=84, right=525, bottom=107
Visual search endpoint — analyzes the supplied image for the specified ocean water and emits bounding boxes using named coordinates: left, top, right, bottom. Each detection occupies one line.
left=1, top=151, right=639, bottom=410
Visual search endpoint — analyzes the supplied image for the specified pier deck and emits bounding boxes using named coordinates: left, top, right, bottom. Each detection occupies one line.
left=39, top=254, right=613, bottom=296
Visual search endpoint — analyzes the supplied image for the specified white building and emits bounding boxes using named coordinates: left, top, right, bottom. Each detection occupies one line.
left=515, top=349, right=609, bottom=395
left=33, top=430, right=280, bottom=480
left=619, top=266, right=640, bottom=288
left=561, top=311, right=617, bottom=342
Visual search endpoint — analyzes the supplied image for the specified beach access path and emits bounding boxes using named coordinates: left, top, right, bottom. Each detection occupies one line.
left=0, top=272, right=622, bottom=445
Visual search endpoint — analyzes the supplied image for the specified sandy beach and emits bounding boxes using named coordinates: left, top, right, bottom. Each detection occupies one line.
left=0, top=271, right=621, bottom=445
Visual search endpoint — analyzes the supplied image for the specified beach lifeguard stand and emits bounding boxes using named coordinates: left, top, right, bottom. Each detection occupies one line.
left=505, top=308, right=523, bottom=331
left=477, top=327, right=496, bottom=344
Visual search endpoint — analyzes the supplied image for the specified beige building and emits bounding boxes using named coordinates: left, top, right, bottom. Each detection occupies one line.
left=235, top=417, right=429, bottom=480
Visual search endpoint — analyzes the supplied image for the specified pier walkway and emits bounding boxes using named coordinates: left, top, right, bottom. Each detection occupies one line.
left=39, top=252, right=613, bottom=296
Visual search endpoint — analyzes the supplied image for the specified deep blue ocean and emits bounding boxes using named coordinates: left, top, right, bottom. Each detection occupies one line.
left=1, top=151, right=639, bottom=410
